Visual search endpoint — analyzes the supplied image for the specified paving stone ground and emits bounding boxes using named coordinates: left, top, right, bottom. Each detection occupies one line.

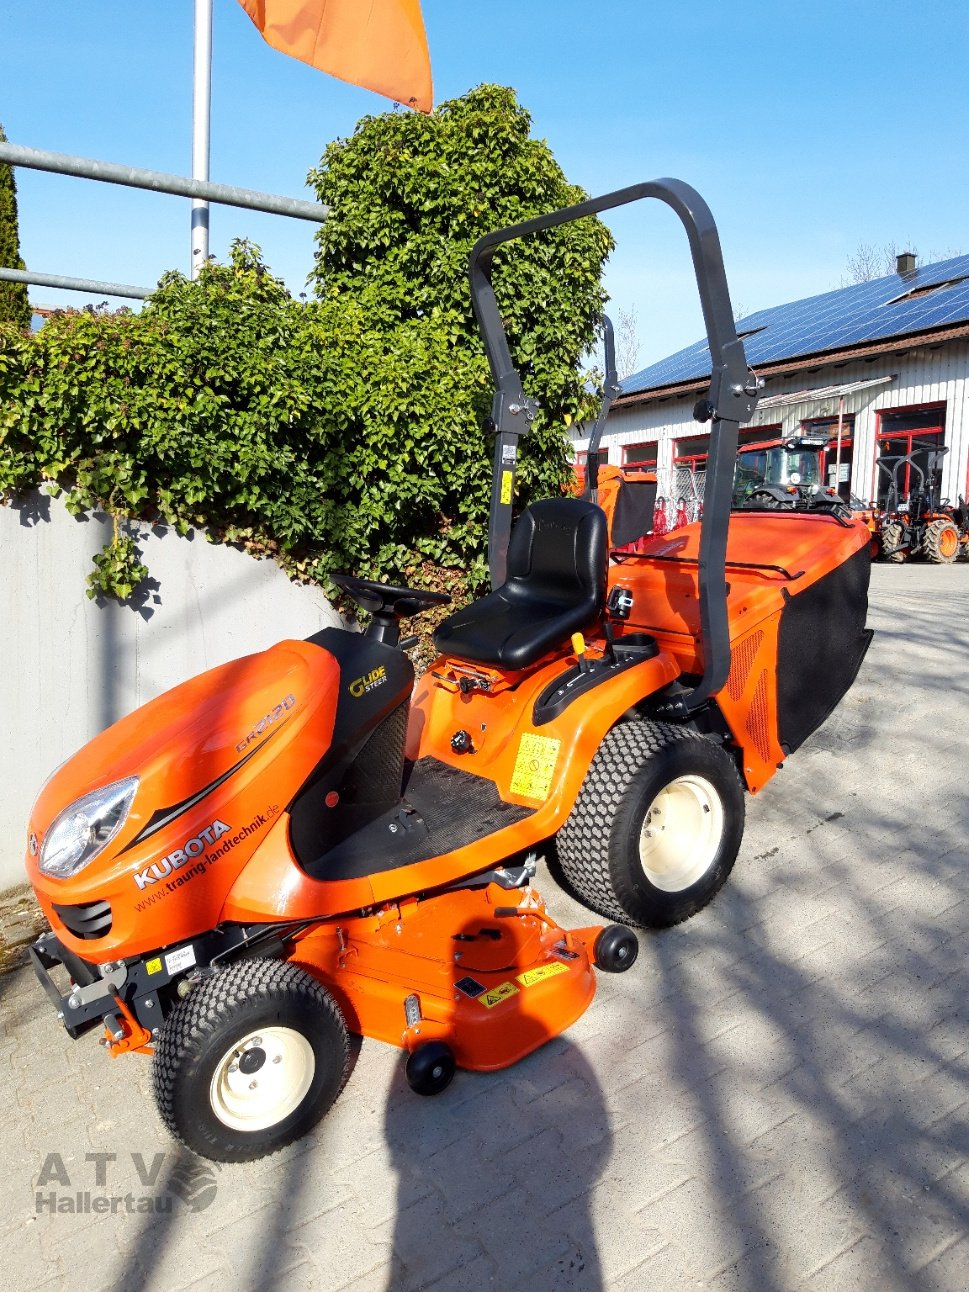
left=2, top=563, right=967, bottom=1292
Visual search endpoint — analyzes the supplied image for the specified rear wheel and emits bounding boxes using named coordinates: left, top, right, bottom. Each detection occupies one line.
left=152, top=959, right=349, bottom=1162
left=555, top=721, right=745, bottom=928
left=880, top=520, right=906, bottom=562
left=924, top=518, right=960, bottom=564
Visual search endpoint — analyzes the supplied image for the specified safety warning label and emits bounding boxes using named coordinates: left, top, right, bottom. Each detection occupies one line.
left=479, top=980, right=520, bottom=1009
left=516, top=962, right=569, bottom=988
left=510, top=733, right=561, bottom=801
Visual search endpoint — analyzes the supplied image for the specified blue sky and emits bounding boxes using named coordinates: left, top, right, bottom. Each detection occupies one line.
left=2, top=0, right=968, bottom=365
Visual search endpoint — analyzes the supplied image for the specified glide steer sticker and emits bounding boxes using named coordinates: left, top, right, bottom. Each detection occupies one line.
left=349, top=666, right=387, bottom=699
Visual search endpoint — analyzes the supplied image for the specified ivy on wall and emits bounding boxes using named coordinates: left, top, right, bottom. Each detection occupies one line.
left=0, top=87, right=612, bottom=606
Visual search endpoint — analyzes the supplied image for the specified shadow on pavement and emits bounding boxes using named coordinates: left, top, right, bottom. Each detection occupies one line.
left=383, top=1039, right=612, bottom=1290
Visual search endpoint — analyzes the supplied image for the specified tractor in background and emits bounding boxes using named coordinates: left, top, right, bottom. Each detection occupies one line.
left=731, top=433, right=838, bottom=512
left=874, top=445, right=963, bottom=564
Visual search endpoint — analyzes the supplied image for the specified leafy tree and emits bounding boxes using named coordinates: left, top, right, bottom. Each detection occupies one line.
left=0, top=244, right=495, bottom=598
left=0, top=122, right=31, bottom=331
left=307, top=84, right=614, bottom=503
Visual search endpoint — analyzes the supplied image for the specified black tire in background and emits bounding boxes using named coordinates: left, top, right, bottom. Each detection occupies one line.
left=555, top=721, right=745, bottom=929
left=747, top=489, right=788, bottom=509
left=152, top=959, right=349, bottom=1163
left=880, top=520, right=906, bottom=562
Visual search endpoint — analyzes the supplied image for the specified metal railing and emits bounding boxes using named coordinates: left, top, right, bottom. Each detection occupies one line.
left=0, top=141, right=328, bottom=303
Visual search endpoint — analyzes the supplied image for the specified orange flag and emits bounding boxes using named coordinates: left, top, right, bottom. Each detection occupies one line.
left=237, top=0, right=433, bottom=113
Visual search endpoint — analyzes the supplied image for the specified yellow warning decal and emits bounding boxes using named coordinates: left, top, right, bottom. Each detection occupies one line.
left=517, top=962, right=570, bottom=988
left=510, top=732, right=561, bottom=801
left=145, top=957, right=163, bottom=976
left=500, top=470, right=514, bottom=505
left=479, top=980, right=520, bottom=1009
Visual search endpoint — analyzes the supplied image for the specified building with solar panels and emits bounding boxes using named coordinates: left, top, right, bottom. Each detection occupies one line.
left=584, top=252, right=969, bottom=525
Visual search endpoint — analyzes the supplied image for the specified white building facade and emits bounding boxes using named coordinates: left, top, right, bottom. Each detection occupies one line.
left=576, top=257, right=969, bottom=525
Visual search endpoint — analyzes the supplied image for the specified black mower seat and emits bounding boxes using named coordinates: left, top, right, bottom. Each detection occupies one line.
left=433, top=497, right=608, bottom=670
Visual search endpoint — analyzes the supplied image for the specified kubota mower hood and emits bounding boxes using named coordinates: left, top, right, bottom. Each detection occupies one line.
left=26, top=641, right=340, bottom=947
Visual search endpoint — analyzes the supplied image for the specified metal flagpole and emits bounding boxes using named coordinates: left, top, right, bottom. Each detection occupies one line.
left=191, top=0, right=213, bottom=277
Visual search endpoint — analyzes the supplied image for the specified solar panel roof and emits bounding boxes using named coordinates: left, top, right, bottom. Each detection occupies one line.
left=619, top=253, right=969, bottom=397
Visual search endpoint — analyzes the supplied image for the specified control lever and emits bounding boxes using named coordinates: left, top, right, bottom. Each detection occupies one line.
left=571, top=633, right=590, bottom=675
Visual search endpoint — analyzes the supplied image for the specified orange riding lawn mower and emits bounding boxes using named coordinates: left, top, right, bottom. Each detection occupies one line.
left=25, top=182, right=874, bottom=1163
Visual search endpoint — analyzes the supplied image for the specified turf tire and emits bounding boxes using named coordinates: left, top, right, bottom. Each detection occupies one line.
left=152, top=959, right=349, bottom=1163
left=555, top=720, right=745, bottom=929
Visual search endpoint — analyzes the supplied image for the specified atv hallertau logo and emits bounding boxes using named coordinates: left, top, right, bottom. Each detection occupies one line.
left=35, top=1151, right=219, bottom=1216
left=133, top=820, right=231, bottom=890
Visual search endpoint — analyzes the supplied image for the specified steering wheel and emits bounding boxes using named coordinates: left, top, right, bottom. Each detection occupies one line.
left=331, top=574, right=451, bottom=645
left=331, top=574, right=451, bottom=618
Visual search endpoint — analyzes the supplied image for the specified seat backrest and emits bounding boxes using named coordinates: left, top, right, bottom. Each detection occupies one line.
left=504, top=497, right=607, bottom=607
left=432, top=497, right=607, bottom=670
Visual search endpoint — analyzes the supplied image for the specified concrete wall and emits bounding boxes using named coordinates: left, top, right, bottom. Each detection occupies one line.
left=1, top=492, right=342, bottom=891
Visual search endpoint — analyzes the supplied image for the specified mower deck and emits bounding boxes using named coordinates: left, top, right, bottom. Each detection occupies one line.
left=293, top=882, right=601, bottom=1071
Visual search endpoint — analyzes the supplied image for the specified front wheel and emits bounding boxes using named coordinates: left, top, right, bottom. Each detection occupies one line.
left=555, top=721, right=745, bottom=928
left=880, top=520, right=906, bottom=562
left=152, top=959, right=349, bottom=1162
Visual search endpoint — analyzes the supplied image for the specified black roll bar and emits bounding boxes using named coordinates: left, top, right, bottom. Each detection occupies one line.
left=582, top=314, right=620, bottom=502
left=877, top=444, right=949, bottom=513
left=468, top=179, right=760, bottom=714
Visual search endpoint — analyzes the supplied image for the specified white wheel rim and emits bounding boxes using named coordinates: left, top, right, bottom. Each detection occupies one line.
left=639, top=774, right=724, bottom=892
left=209, top=1026, right=315, bottom=1132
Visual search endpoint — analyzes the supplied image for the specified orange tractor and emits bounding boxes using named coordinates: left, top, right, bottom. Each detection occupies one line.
left=874, top=445, right=963, bottom=563
left=25, top=181, right=873, bottom=1162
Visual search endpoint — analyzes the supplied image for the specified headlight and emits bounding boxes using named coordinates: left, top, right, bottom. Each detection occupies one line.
left=39, top=777, right=139, bottom=879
